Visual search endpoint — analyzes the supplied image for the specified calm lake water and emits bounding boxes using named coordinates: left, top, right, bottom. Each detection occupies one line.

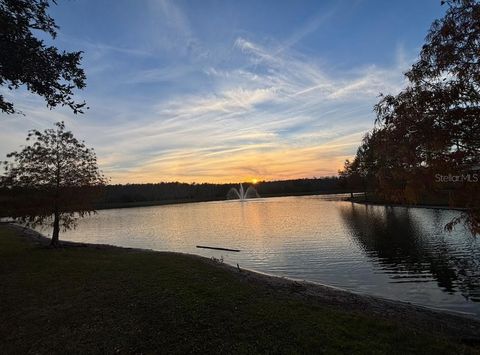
left=44, top=195, right=480, bottom=317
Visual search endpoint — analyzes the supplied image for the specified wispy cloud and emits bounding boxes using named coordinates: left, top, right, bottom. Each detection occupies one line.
left=94, top=36, right=407, bottom=183
left=274, top=6, right=338, bottom=55
left=0, top=25, right=410, bottom=183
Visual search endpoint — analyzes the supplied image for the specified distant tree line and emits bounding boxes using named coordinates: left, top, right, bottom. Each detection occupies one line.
left=1, top=175, right=350, bottom=217
left=96, top=177, right=346, bottom=208
left=339, top=0, right=480, bottom=234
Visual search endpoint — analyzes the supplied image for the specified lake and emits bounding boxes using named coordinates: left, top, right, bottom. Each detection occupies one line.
left=43, top=195, right=480, bottom=317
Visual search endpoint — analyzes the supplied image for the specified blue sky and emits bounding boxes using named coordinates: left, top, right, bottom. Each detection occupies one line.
left=0, top=0, right=445, bottom=183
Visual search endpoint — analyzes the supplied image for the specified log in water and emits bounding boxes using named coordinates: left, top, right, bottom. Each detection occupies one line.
left=196, top=245, right=241, bottom=252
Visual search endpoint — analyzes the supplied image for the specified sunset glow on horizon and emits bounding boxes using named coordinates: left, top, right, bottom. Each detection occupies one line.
left=0, top=0, right=444, bottom=184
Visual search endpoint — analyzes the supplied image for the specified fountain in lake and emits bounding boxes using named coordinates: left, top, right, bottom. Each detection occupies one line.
left=227, top=183, right=260, bottom=200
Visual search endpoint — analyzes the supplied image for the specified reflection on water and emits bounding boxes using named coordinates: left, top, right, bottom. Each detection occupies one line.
left=340, top=204, right=480, bottom=303
left=41, top=195, right=480, bottom=317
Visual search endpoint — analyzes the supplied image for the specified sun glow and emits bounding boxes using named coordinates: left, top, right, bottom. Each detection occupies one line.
left=251, top=178, right=258, bottom=184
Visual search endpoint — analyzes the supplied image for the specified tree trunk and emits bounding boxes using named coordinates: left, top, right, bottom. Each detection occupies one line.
left=51, top=210, right=60, bottom=246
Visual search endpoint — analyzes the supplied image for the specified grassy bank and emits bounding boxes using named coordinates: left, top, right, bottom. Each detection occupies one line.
left=0, top=225, right=478, bottom=354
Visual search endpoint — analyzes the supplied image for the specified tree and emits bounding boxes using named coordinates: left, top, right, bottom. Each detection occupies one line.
left=0, top=0, right=86, bottom=114
left=342, top=0, right=480, bottom=234
left=1, top=122, right=107, bottom=245
left=376, top=0, right=480, bottom=233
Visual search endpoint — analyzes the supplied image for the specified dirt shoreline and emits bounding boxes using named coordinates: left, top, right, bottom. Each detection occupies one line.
left=6, top=223, right=480, bottom=342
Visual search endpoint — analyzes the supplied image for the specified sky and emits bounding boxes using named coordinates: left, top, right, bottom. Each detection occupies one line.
left=0, top=0, right=446, bottom=184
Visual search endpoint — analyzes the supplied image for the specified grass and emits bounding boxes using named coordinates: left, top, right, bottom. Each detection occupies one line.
left=0, top=225, right=478, bottom=354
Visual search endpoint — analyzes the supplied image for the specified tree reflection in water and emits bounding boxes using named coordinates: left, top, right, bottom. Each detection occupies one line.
left=339, top=203, right=480, bottom=302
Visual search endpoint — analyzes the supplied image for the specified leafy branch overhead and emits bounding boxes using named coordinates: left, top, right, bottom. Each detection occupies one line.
left=339, top=0, right=480, bottom=235
left=0, top=0, right=86, bottom=114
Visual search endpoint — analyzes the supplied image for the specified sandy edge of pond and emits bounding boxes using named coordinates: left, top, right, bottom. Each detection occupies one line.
left=5, top=222, right=480, bottom=342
